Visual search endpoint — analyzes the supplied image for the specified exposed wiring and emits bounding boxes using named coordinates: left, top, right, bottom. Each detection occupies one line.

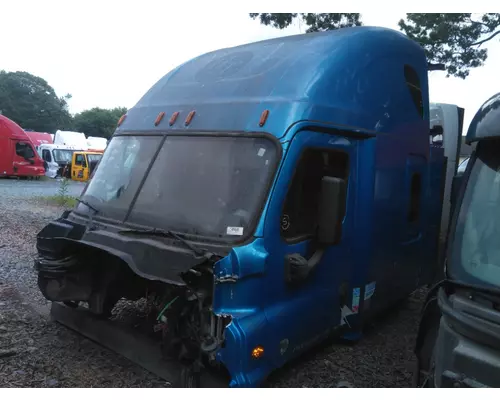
left=157, top=296, right=179, bottom=321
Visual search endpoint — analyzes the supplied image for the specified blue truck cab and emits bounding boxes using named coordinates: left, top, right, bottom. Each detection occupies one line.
left=35, top=26, right=448, bottom=387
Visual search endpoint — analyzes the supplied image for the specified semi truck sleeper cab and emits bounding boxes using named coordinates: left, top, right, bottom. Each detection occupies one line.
left=35, top=26, right=456, bottom=387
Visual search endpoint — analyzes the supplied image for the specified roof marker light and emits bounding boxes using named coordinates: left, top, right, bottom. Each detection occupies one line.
left=169, top=111, right=180, bottom=126
left=155, top=112, right=165, bottom=126
left=185, top=110, right=196, bottom=126
left=117, top=114, right=126, bottom=127
left=259, top=110, right=269, bottom=127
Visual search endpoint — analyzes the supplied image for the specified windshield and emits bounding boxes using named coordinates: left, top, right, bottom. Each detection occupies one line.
left=53, top=149, right=74, bottom=163
left=450, top=140, right=500, bottom=287
left=77, top=136, right=162, bottom=220
left=78, top=134, right=277, bottom=240
left=87, top=154, right=102, bottom=163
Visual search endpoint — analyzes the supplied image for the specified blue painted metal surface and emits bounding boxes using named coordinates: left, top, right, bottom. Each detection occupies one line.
left=117, top=26, right=429, bottom=141
left=112, top=26, right=445, bottom=387
left=466, top=92, right=500, bottom=143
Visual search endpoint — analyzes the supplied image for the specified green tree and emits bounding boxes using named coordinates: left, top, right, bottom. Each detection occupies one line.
left=73, top=107, right=127, bottom=139
left=0, top=70, right=73, bottom=132
left=249, top=13, right=500, bottom=79
left=249, top=13, right=361, bottom=31
left=399, top=14, right=500, bottom=78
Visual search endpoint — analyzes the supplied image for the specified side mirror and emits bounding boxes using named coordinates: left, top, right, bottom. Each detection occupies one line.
left=318, top=176, right=347, bottom=245
left=284, top=176, right=347, bottom=285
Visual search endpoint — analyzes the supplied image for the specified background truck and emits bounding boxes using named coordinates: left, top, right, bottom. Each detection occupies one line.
left=86, top=136, right=108, bottom=152
left=53, top=130, right=88, bottom=150
left=62, top=150, right=103, bottom=182
left=38, top=143, right=81, bottom=179
left=0, top=115, right=45, bottom=178
left=413, top=92, right=500, bottom=388
left=35, top=26, right=463, bottom=387
left=24, top=130, right=54, bottom=151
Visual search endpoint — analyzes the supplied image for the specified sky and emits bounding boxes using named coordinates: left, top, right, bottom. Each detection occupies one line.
left=1, top=2, right=499, bottom=134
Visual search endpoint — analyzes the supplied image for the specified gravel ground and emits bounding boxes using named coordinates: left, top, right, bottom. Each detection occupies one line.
left=0, top=178, right=85, bottom=199
left=0, top=179, right=426, bottom=388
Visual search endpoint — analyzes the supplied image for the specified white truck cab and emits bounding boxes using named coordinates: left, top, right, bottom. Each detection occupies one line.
left=429, top=102, right=465, bottom=241
left=38, top=143, right=83, bottom=178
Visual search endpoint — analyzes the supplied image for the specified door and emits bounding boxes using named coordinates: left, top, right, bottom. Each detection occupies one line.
left=72, top=153, right=88, bottom=181
left=263, top=130, right=356, bottom=363
left=11, top=140, right=36, bottom=176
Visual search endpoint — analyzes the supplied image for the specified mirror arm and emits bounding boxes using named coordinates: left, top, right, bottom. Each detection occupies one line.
left=285, top=247, right=326, bottom=283
left=307, top=248, right=325, bottom=269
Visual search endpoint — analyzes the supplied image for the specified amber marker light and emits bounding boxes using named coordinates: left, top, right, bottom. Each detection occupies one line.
left=117, top=114, right=126, bottom=127
left=251, top=346, right=264, bottom=359
left=185, top=110, right=196, bottom=126
left=154, top=112, right=165, bottom=126
left=169, top=111, right=180, bottom=126
left=259, top=110, right=269, bottom=127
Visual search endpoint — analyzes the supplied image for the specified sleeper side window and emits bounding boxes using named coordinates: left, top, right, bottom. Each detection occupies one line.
left=404, top=65, right=424, bottom=119
left=281, top=148, right=349, bottom=241
left=408, top=173, right=422, bottom=222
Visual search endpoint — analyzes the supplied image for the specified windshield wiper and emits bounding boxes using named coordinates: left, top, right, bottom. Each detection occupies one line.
left=118, top=228, right=206, bottom=256
left=75, top=198, right=101, bottom=230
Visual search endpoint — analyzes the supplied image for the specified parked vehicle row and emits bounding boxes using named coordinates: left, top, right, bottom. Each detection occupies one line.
left=0, top=117, right=106, bottom=180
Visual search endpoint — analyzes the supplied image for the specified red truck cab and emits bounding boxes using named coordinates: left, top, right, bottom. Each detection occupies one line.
left=25, top=130, right=54, bottom=149
left=0, top=115, right=46, bottom=178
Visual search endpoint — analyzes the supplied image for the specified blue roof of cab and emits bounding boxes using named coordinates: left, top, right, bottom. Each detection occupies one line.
left=118, top=26, right=428, bottom=140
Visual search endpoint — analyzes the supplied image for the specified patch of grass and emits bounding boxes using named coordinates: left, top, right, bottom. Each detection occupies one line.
left=43, top=195, right=78, bottom=208
left=33, top=178, right=77, bottom=208
left=59, top=177, right=70, bottom=198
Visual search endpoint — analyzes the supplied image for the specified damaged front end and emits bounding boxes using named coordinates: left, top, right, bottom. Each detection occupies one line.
left=34, top=132, right=279, bottom=387
left=34, top=213, right=235, bottom=386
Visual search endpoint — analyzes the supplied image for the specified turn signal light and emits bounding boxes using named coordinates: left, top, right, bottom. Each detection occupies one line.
left=251, top=346, right=264, bottom=359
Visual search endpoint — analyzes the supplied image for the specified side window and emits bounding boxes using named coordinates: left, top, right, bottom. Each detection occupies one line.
left=281, top=148, right=349, bottom=240
left=404, top=65, right=423, bottom=118
left=15, top=142, right=35, bottom=158
left=75, top=154, right=86, bottom=167
left=42, top=149, right=52, bottom=162
left=408, top=173, right=421, bottom=222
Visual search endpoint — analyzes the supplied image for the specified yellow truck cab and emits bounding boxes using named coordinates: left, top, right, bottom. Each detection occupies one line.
left=65, top=151, right=103, bottom=182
